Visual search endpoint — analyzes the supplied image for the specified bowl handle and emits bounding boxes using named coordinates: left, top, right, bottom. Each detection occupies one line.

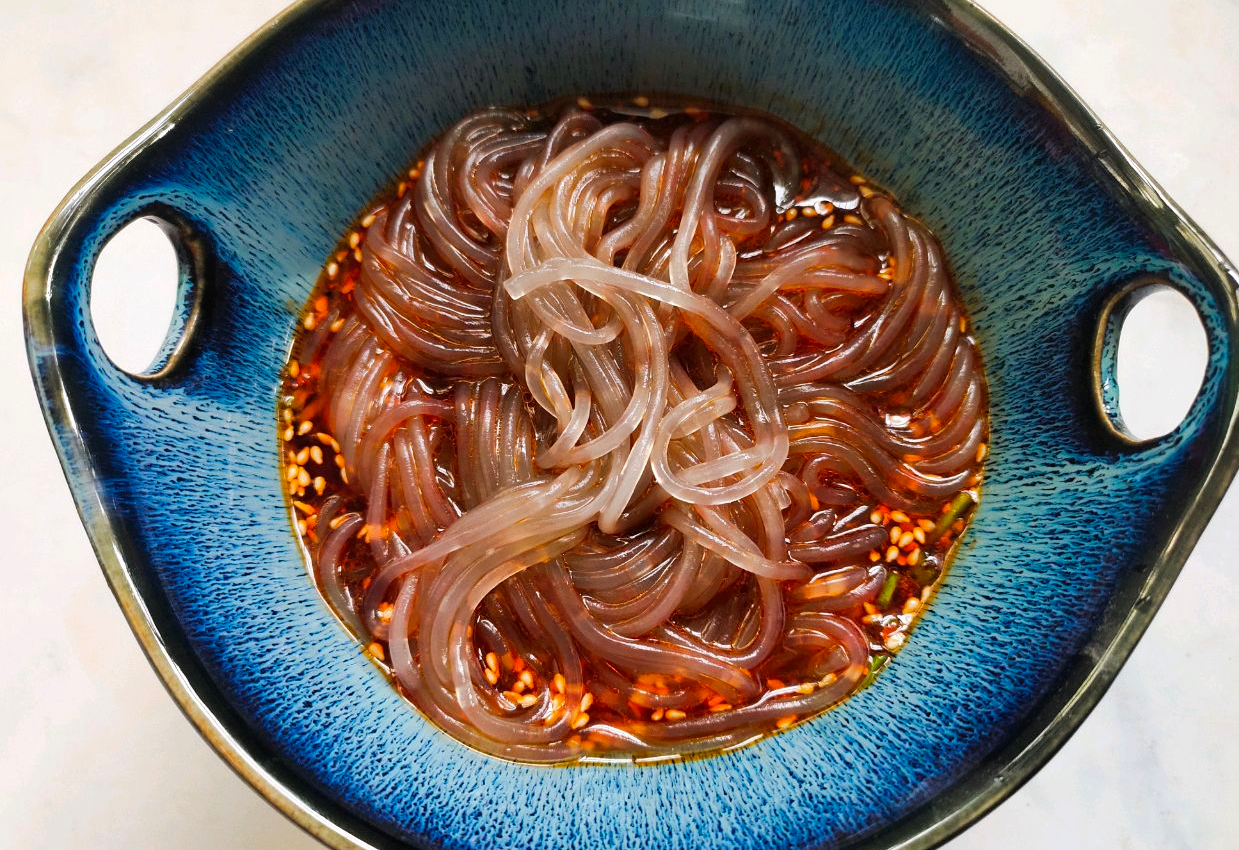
left=25, top=164, right=213, bottom=390
left=23, top=120, right=224, bottom=559
left=1090, top=270, right=1239, bottom=451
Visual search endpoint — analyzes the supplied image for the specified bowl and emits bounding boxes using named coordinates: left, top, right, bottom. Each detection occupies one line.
left=24, top=1, right=1239, bottom=848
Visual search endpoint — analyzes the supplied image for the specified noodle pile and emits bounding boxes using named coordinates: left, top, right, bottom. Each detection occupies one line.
left=291, top=102, right=986, bottom=761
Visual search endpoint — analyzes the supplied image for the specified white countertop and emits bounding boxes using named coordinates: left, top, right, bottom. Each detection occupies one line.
left=1, top=2, right=1235, bottom=848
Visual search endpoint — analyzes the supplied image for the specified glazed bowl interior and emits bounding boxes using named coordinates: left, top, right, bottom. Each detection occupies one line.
left=24, top=1, right=1239, bottom=849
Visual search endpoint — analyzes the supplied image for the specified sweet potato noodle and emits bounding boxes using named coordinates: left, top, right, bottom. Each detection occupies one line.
left=287, top=101, right=987, bottom=762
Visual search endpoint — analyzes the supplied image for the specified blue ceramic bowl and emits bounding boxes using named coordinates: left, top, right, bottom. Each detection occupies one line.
left=24, top=1, right=1239, bottom=848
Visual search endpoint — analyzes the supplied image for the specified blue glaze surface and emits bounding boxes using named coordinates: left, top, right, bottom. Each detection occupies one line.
left=24, top=1, right=1239, bottom=849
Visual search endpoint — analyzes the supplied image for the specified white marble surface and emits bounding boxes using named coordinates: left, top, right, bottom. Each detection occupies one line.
left=1, top=1, right=1236, bottom=848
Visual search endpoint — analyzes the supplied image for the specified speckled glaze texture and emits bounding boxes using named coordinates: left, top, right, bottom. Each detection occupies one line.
left=24, top=1, right=1239, bottom=849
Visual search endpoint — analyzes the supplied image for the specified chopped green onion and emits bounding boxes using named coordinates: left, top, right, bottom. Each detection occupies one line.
left=931, top=490, right=977, bottom=542
left=859, top=654, right=890, bottom=690
left=909, top=563, right=939, bottom=587
left=876, top=572, right=899, bottom=608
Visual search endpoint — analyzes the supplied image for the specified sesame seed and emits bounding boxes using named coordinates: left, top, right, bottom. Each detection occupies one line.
left=309, top=445, right=324, bottom=465
left=313, top=476, right=326, bottom=495
left=869, top=550, right=881, bottom=562
left=580, top=693, right=594, bottom=712
left=710, top=703, right=733, bottom=712
left=776, top=716, right=796, bottom=730
left=289, top=360, right=300, bottom=378
left=298, top=420, right=313, bottom=436
left=297, top=468, right=311, bottom=487
left=285, top=464, right=299, bottom=482
left=843, top=213, right=864, bottom=226
left=576, top=96, right=593, bottom=109
left=869, top=510, right=883, bottom=525
left=890, top=511, right=909, bottom=524
left=326, top=261, right=339, bottom=280
left=485, top=652, right=499, bottom=672
left=884, top=632, right=906, bottom=651
left=519, top=670, right=534, bottom=689
left=820, top=214, right=836, bottom=229
left=848, top=174, right=867, bottom=185
left=664, top=709, right=687, bottom=721
left=348, top=231, right=362, bottom=249
left=859, top=184, right=876, bottom=198
left=632, top=95, right=650, bottom=107
left=368, top=642, right=385, bottom=661
left=898, top=531, right=915, bottom=549
left=651, top=708, right=665, bottom=721
left=912, top=528, right=926, bottom=544
left=303, top=314, right=317, bottom=331
left=907, top=547, right=921, bottom=566
left=766, top=679, right=786, bottom=690
left=283, top=426, right=294, bottom=442
left=552, top=674, right=566, bottom=694
left=484, top=668, right=499, bottom=685
left=329, top=514, right=348, bottom=530
left=976, top=442, right=988, bottom=462
left=571, top=712, right=590, bottom=729
left=889, top=526, right=901, bottom=544
left=885, top=545, right=899, bottom=562
left=330, top=318, right=345, bottom=333
left=904, top=598, right=921, bottom=614
left=917, top=519, right=936, bottom=532
left=297, top=519, right=307, bottom=535
left=296, top=447, right=310, bottom=465
left=785, top=208, right=798, bottom=220
left=292, top=500, right=316, bottom=514
left=796, top=683, right=815, bottom=695
left=361, top=212, right=377, bottom=228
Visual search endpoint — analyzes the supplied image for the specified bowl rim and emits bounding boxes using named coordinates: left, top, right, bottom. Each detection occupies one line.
left=23, top=1, right=1239, bottom=849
